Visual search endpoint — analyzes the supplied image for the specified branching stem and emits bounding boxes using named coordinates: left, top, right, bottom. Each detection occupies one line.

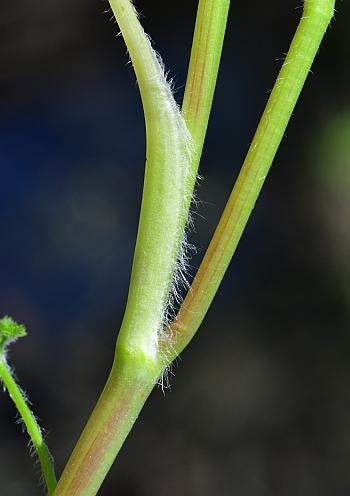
left=54, top=1, right=335, bottom=494
left=54, top=1, right=230, bottom=494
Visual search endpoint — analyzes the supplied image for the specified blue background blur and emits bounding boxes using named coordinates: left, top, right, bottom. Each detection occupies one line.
left=1, top=1, right=350, bottom=494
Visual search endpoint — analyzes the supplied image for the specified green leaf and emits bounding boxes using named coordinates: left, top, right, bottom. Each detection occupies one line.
left=0, top=315, right=27, bottom=352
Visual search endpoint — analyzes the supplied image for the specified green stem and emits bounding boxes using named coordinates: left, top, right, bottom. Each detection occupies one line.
left=0, top=358, right=57, bottom=495
left=166, top=0, right=336, bottom=358
left=174, top=0, right=231, bottom=257
left=183, top=0, right=230, bottom=182
left=54, top=1, right=231, bottom=494
left=54, top=0, right=190, bottom=491
left=107, top=0, right=192, bottom=362
left=52, top=356, right=160, bottom=496
left=54, top=0, right=336, bottom=494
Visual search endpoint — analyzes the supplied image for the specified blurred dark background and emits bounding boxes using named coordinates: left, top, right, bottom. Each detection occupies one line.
left=1, top=0, right=350, bottom=494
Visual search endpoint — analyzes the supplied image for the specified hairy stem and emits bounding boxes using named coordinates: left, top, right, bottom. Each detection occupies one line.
left=0, top=358, right=57, bottom=494
left=54, top=0, right=336, bottom=494
left=54, top=1, right=231, bottom=494
left=54, top=0, right=189, bottom=492
left=108, top=0, right=192, bottom=361
left=166, top=0, right=336, bottom=358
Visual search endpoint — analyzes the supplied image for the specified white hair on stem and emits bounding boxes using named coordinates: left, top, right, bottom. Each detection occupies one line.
left=109, top=0, right=198, bottom=381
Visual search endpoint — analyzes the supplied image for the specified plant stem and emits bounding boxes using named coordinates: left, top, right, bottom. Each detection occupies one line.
left=0, top=358, right=57, bottom=495
left=54, top=1, right=336, bottom=494
left=54, top=1, right=232, bottom=494
left=106, top=0, right=192, bottom=362
left=165, top=0, right=336, bottom=358
left=52, top=356, right=159, bottom=496
left=182, top=0, right=230, bottom=186
left=54, top=0, right=191, bottom=491
left=175, top=0, right=231, bottom=256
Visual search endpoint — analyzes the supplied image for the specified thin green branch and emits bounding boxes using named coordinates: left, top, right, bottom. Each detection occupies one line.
left=183, top=0, right=230, bottom=181
left=0, top=317, right=57, bottom=495
left=174, top=0, right=231, bottom=260
left=166, top=0, right=336, bottom=358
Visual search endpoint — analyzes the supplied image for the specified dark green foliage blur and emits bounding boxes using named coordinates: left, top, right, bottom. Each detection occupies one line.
left=0, top=1, right=349, bottom=494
